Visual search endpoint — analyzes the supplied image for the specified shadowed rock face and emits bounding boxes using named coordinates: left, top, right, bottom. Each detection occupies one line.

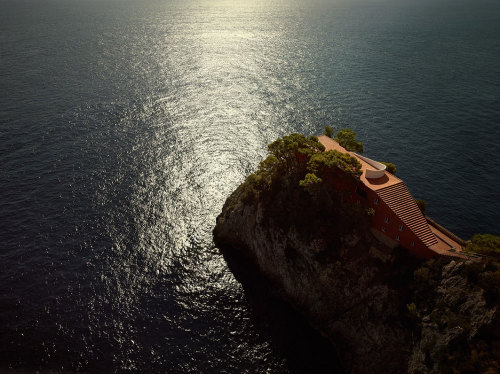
left=214, top=182, right=498, bottom=374
left=214, top=191, right=411, bottom=374
left=408, top=260, right=497, bottom=374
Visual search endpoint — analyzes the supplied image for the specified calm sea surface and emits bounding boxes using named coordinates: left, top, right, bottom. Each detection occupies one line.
left=1, top=0, right=499, bottom=372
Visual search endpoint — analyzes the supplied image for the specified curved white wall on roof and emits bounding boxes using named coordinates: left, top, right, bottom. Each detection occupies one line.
left=353, top=153, right=386, bottom=179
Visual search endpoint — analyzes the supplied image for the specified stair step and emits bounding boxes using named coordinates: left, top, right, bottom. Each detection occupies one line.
left=377, top=182, right=436, bottom=247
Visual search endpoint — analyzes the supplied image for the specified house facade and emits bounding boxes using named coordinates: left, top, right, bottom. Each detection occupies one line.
left=317, top=135, right=465, bottom=259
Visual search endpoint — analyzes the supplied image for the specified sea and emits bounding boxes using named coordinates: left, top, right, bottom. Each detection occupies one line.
left=1, top=0, right=499, bottom=372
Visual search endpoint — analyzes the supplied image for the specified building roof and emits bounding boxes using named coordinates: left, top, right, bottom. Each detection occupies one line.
left=317, top=135, right=401, bottom=191
left=376, top=183, right=438, bottom=247
left=317, top=135, right=438, bottom=248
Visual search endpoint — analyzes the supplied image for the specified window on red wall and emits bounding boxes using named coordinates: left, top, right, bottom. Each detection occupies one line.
left=381, top=227, right=386, bottom=232
left=399, top=225, right=403, bottom=231
left=374, top=198, right=379, bottom=205
left=411, top=241, right=415, bottom=247
left=384, top=216, right=389, bottom=223
left=396, top=235, right=400, bottom=241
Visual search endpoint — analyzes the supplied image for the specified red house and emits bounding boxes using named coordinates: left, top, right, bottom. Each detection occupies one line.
left=318, top=136, right=466, bottom=259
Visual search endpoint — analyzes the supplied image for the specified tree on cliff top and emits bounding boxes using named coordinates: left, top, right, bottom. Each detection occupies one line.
left=335, top=128, right=364, bottom=153
left=239, top=132, right=362, bottom=203
left=323, top=125, right=334, bottom=138
left=299, top=150, right=362, bottom=196
left=265, top=133, right=325, bottom=175
left=239, top=134, right=325, bottom=201
left=268, top=133, right=325, bottom=162
left=307, top=150, right=362, bottom=177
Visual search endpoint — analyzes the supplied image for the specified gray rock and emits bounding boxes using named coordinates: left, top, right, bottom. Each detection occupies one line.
left=214, top=192, right=497, bottom=374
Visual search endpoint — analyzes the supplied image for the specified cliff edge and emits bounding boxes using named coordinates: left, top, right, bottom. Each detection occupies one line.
left=214, top=133, right=499, bottom=373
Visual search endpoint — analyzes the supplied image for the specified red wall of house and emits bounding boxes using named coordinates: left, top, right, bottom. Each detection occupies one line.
left=364, top=188, right=436, bottom=258
left=329, top=173, right=437, bottom=258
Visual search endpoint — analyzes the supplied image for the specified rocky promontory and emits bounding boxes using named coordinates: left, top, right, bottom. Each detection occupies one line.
left=214, top=132, right=499, bottom=373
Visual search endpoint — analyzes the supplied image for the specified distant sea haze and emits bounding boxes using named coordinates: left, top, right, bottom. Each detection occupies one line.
left=0, top=0, right=499, bottom=372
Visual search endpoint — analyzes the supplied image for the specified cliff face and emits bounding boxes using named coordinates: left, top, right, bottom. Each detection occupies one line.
left=408, top=260, right=498, bottom=374
left=214, top=185, right=498, bottom=374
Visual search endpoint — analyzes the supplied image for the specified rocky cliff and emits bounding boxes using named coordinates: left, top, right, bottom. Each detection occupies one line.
left=213, top=134, right=499, bottom=374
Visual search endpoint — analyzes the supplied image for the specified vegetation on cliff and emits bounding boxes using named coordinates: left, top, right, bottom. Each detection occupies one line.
left=323, top=125, right=334, bottom=138
left=381, top=161, right=397, bottom=174
left=334, top=128, right=364, bottom=153
left=463, top=234, right=500, bottom=306
left=229, top=132, right=370, bottom=248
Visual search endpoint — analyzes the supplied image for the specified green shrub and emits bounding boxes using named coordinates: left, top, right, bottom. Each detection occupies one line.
left=323, top=125, right=334, bottom=138
left=335, top=128, right=364, bottom=153
left=465, top=234, right=500, bottom=256
left=299, top=172, right=323, bottom=196
left=306, top=150, right=362, bottom=177
left=381, top=161, right=397, bottom=174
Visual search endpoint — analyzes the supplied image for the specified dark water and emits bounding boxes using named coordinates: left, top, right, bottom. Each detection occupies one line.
left=1, top=0, right=499, bottom=372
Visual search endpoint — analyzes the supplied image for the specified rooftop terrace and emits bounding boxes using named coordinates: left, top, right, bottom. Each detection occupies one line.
left=317, top=135, right=401, bottom=191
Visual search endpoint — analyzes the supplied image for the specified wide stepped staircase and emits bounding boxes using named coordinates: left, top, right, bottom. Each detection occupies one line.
left=377, top=182, right=438, bottom=247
